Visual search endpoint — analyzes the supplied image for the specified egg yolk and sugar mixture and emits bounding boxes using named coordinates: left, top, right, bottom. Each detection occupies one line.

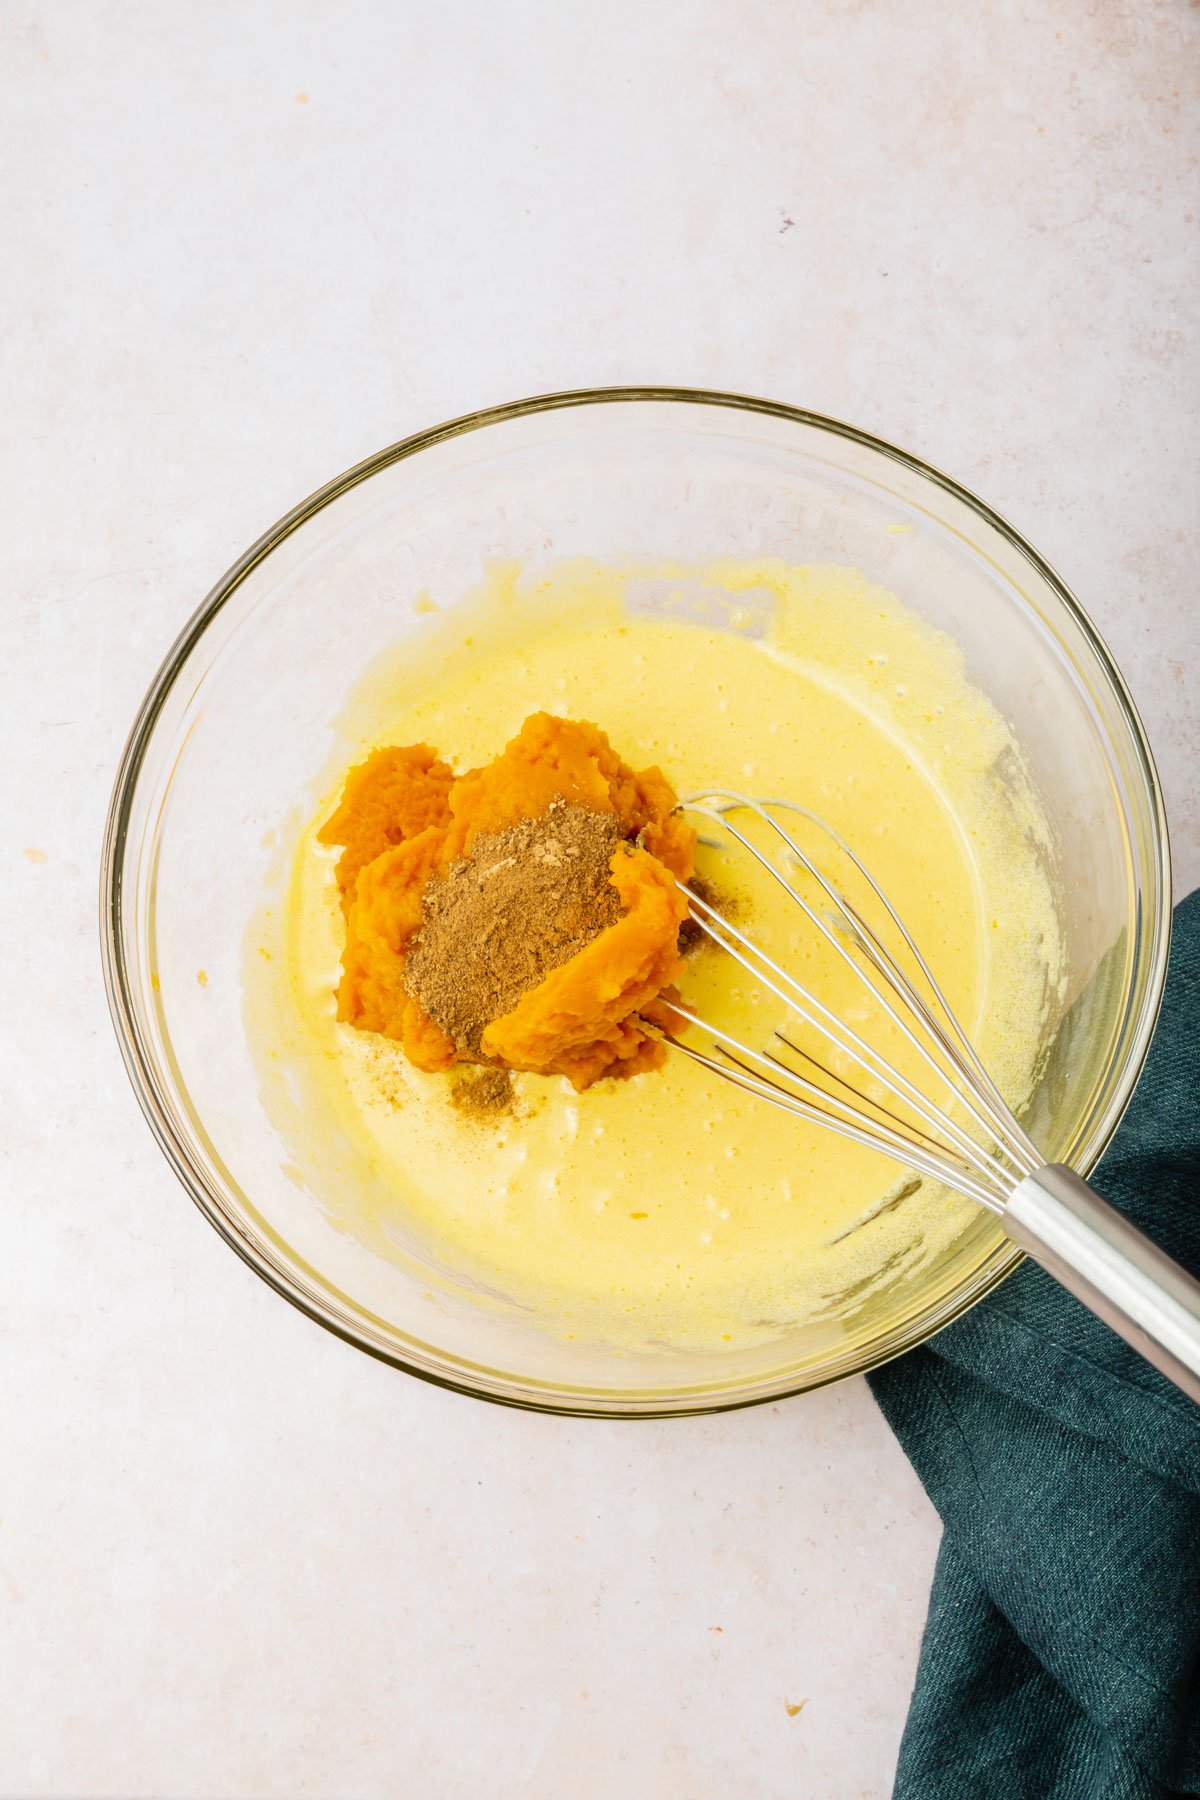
left=258, top=560, right=1063, bottom=1351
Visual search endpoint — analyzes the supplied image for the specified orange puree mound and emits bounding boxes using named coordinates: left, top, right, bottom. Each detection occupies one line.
left=335, top=827, right=457, bottom=1069
left=319, top=712, right=696, bottom=1085
left=317, top=744, right=453, bottom=910
left=482, top=845, right=689, bottom=1088
left=439, top=712, right=695, bottom=879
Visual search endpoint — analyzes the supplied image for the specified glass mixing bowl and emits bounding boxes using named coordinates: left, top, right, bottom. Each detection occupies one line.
left=101, top=389, right=1170, bottom=1415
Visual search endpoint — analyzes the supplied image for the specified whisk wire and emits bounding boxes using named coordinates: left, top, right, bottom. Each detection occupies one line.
left=667, top=1009, right=1003, bottom=1211
left=675, top=792, right=1040, bottom=1207
left=689, top=796, right=1036, bottom=1183
left=747, top=796, right=1042, bottom=1172
left=685, top=848, right=1024, bottom=1195
left=683, top=901, right=1017, bottom=1196
left=770, top=1032, right=960, bottom=1158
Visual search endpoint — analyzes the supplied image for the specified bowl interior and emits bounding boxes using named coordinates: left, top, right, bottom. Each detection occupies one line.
left=105, top=394, right=1169, bottom=1413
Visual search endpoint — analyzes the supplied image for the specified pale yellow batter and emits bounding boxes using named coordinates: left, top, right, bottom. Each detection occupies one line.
left=249, top=559, right=1064, bottom=1351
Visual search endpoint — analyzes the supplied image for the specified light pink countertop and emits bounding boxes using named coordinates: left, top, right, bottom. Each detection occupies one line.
left=3, top=3, right=1197, bottom=1794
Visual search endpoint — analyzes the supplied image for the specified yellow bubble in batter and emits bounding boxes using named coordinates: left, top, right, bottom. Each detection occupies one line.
left=249, top=559, right=1064, bottom=1352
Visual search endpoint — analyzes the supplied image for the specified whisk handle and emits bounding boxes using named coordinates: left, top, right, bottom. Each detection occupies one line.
left=1005, top=1166, right=1200, bottom=1405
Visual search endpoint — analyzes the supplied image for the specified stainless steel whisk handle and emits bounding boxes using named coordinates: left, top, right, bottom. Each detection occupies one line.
left=1005, top=1167, right=1200, bottom=1405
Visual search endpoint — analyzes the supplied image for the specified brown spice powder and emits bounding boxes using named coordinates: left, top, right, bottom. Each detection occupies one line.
left=678, top=873, right=740, bottom=954
left=405, top=800, right=627, bottom=1059
left=449, top=1066, right=515, bottom=1122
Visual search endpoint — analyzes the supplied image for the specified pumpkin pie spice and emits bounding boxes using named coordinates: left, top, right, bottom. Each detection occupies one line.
left=404, top=800, right=627, bottom=1059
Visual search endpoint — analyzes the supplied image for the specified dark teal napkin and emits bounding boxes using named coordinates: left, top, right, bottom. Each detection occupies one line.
left=869, top=887, right=1200, bottom=1800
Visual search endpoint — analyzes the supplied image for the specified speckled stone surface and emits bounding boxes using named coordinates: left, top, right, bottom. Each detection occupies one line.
left=3, top=3, right=1197, bottom=1795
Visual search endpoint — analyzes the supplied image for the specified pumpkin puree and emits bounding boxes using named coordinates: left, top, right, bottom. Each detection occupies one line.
left=318, top=712, right=696, bottom=1087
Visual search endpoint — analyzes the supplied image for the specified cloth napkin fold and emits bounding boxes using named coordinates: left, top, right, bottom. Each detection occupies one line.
left=868, top=887, right=1200, bottom=1800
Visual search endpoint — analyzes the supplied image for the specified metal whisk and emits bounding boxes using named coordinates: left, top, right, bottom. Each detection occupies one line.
left=666, top=791, right=1200, bottom=1404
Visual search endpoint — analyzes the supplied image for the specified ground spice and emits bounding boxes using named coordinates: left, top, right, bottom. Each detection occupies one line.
left=449, top=1066, right=516, bottom=1122
left=678, top=874, right=739, bottom=954
left=404, top=800, right=627, bottom=1059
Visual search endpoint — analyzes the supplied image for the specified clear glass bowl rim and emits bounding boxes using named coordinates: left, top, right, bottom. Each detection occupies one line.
left=100, top=385, right=1173, bottom=1417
